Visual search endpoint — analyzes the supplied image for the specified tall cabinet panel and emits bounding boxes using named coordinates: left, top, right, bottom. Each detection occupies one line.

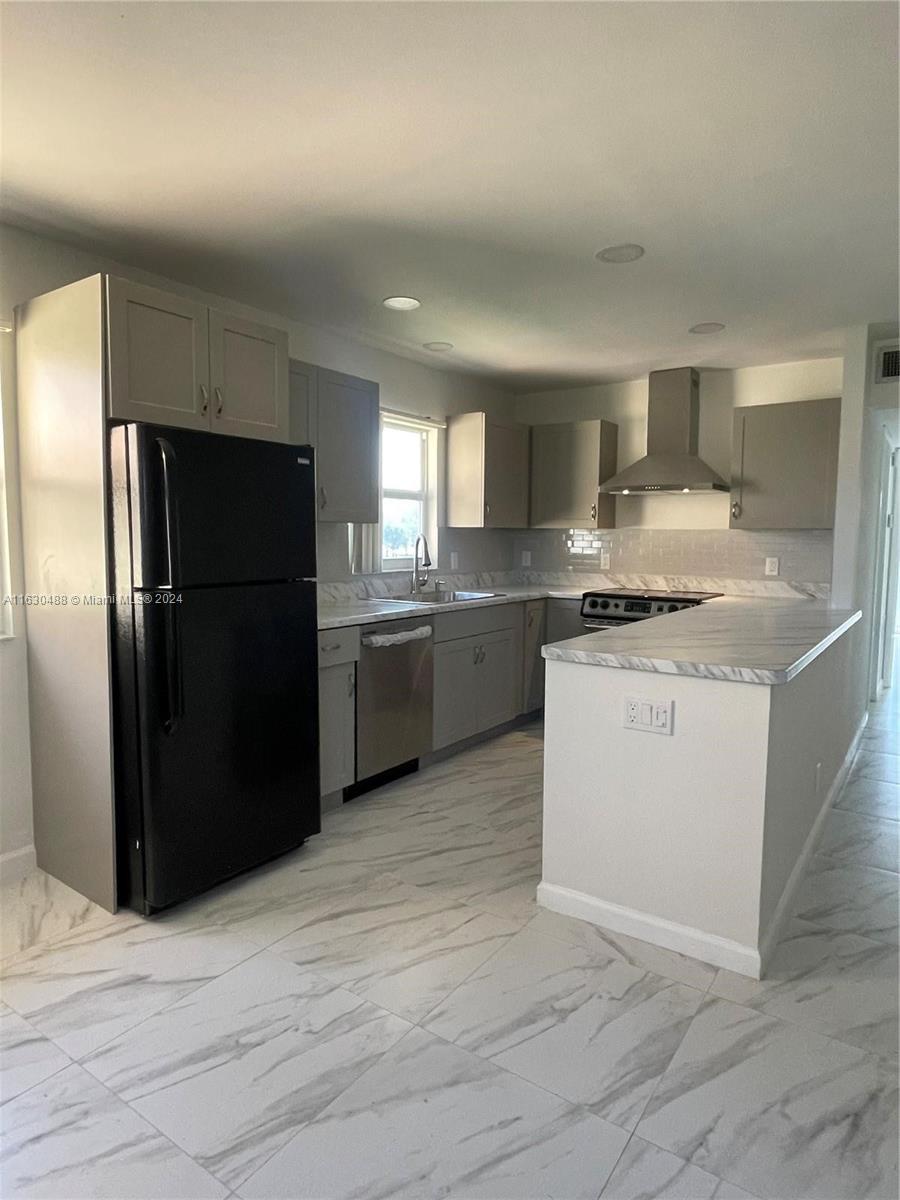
left=730, top=397, right=841, bottom=529
left=209, top=310, right=289, bottom=442
left=107, top=277, right=210, bottom=430
left=530, top=419, right=618, bottom=528
left=315, top=368, right=380, bottom=523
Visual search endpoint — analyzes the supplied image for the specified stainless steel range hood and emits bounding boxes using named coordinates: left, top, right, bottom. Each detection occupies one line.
left=600, top=367, right=729, bottom=494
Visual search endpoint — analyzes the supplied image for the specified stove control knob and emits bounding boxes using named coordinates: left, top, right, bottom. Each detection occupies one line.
left=586, top=598, right=598, bottom=609
left=667, top=603, right=679, bottom=612
left=598, top=599, right=610, bottom=610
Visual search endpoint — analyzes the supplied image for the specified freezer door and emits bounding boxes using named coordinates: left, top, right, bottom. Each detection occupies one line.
left=125, top=423, right=316, bottom=588
left=131, top=580, right=320, bottom=911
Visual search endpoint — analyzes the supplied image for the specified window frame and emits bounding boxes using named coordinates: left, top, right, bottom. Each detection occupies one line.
left=379, top=413, right=439, bottom=573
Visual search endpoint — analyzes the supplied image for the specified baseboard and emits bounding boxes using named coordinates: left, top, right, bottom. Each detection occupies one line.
left=757, top=711, right=869, bottom=971
left=536, top=880, right=762, bottom=978
left=0, top=844, right=37, bottom=886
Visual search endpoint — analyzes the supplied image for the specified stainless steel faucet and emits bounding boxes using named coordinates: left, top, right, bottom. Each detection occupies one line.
left=411, top=534, right=432, bottom=593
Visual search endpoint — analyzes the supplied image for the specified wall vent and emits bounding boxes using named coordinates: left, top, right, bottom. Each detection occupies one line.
left=873, top=340, right=899, bottom=384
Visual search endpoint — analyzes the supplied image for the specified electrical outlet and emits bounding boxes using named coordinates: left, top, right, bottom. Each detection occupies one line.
left=624, top=696, right=674, bottom=735
left=450, top=552, right=459, bottom=570
left=600, top=550, right=611, bottom=570
left=521, top=550, right=532, bottom=567
left=765, top=557, right=779, bottom=576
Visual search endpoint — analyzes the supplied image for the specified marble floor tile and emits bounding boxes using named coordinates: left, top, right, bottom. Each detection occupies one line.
left=710, top=920, right=898, bottom=1058
left=0, top=1063, right=227, bottom=1198
left=600, top=1136, right=757, bottom=1199
left=528, top=907, right=717, bottom=991
left=82, top=953, right=410, bottom=1190
left=793, top=855, right=899, bottom=945
left=0, top=870, right=118, bottom=963
left=636, top=997, right=899, bottom=1200
left=0, top=1003, right=70, bottom=1104
left=460, top=866, right=543, bottom=924
left=818, top=808, right=900, bottom=873
left=422, top=928, right=704, bottom=1130
left=853, top=749, right=900, bottom=786
left=861, top=727, right=900, bottom=756
left=835, top=774, right=900, bottom=821
left=0, top=916, right=261, bottom=1059
left=238, top=1025, right=629, bottom=1200
left=269, top=874, right=520, bottom=1022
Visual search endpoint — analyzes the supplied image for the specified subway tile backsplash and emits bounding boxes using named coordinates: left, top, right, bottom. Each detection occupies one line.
left=513, top=527, right=833, bottom=584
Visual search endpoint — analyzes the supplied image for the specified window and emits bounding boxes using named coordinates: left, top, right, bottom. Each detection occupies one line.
left=379, top=413, right=439, bottom=571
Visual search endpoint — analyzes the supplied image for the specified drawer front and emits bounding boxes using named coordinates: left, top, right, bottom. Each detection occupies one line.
left=317, top=626, right=361, bottom=667
left=433, top=601, right=520, bottom=643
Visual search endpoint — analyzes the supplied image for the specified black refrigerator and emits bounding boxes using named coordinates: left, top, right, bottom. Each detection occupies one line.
left=109, top=423, right=321, bottom=915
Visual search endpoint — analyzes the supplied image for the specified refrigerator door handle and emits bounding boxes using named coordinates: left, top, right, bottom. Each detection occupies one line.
left=156, top=437, right=181, bottom=589
left=162, top=600, right=184, bottom=736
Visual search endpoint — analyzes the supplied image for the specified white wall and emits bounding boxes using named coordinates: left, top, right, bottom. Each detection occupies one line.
left=515, top=359, right=844, bottom=530
left=0, top=223, right=515, bottom=873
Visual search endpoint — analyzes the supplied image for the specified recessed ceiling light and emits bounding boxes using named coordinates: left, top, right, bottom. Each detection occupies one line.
left=595, top=243, right=645, bottom=263
left=689, top=322, right=725, bottom=334
left=423, top=341, right=453, bottom=352
left=382, top=296, right=421, bottom=311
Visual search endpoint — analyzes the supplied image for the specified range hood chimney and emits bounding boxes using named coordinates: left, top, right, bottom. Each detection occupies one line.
left=600, top=367, right=728, bottom=494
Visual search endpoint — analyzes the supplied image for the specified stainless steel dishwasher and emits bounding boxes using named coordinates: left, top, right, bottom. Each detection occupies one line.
left=356, top=618, right=434, bottom=781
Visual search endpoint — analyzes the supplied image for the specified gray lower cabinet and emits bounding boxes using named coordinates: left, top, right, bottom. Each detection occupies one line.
left=522, top=600, right=546, bottom=711
left=289, top=360, right=380, bottom=524
left=433, top=628, right=519, bottom=750
left=730, top=396, right=841, bottom=529
left=546, top=597, right=593, bottom=643
left=318, top=663, right=356, bottom=796
left=529, top=420, right=618, bottom=528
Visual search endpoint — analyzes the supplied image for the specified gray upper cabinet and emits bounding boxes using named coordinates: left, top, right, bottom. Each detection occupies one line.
left=209, top=310, right=289, bottom=442
left=107, top=277, right=210, bottom=430
left=730, top=396, right=841, bottom=529
left=314, top=368, right=380, bottom=524
left=288, top=359, right=318, bottom=446
left=530, top=419, right=618, bottom=528
left=447, top=412, right=529, bottom=528
left=107, top=276, right=289, bottom=442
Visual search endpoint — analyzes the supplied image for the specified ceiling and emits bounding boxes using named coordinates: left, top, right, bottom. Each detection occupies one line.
left=2, top=2, right=897, bottom=390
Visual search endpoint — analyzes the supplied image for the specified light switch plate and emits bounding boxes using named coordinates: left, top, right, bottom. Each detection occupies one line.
left=765, top=557, right=779, bottom=576
left=624, top=695, right=674, bottom=735
left=600, top=550, right=611, bottom=570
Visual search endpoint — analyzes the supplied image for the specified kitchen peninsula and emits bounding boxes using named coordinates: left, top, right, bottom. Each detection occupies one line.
left=539, top=598, right=863, bottom=978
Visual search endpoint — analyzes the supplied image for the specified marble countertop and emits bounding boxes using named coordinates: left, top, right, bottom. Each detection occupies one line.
left=542, top=596, right=861, bottom=685
left=317, top=586, right=585, bottom=630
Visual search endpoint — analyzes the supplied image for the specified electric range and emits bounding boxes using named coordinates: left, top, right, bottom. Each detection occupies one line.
left=580, top=588, right=723, bottom=629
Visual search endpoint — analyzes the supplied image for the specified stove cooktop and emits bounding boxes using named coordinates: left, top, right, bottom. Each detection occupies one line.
left=579, top=587, right=723, bottom=623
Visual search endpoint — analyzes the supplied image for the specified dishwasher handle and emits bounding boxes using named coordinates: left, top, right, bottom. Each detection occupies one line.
left=361, top=625, right=433, bottom=649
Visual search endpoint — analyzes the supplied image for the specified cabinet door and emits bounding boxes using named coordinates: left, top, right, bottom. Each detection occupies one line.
left=522, top=600, right=546, bottom=712
left=730, top=397, right=841, bottom=530
left=288, top=359, right=318, bottom=445
left=432, top=636, right=480, bottom=749
left=546, top=598, right=592, bottom=643
left=530, top=420, right=617, bottom=528
left=477, top=629, right=519, bottom=732
left=318, top=664, right=356, bottom=795
left=209, top=310, right=289, bottom=442
left=484, top=420, right=529, bottom=528
left=316, top=368, right=380, bottom=523
left=107, top=277, right=210, bottom=429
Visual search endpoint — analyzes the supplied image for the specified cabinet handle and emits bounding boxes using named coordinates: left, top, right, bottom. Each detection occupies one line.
left=199, top=384, right=209, bottom=415
left=590, top=502, right=597, bottom=522
left=484, top=503, right=491, bottom=520
left=731, top=501, right=742, bottom=520
left=319, top=486, right=328, bottom=510
left=473, top=645, right=479, bottom=665
left=320, top=641, right=341, bottom=653
left=347, top=671, right=355, bottom=697
left=214, top=386, right=224, bottom=417
left=478, top=645, right=486, bottom=664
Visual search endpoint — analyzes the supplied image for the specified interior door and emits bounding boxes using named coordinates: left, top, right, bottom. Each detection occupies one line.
left=133, top=581, right=319, bottom=911
left=209, top=310, right=289, bottom=442
left=107, top=277, right=210, bottom=430
left=316, top=368, right=380, bottom=523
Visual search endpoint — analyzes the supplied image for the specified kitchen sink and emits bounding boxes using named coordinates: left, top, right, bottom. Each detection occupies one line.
left=388, top=590, right=503, bottom=605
